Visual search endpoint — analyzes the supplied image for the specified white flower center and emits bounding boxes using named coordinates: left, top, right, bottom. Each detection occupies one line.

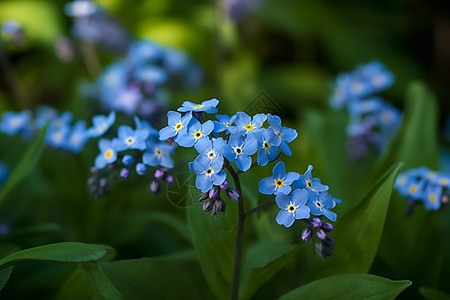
left=380, top=110, right=393, bottom=124
left=125, top=136, right=135, bottom=146
left=371, top=74, right=386, bottom=87
left=98, top=123, right=107, bottom=133
left=234, top=147, right=243, bottom=156
left=207, top=150, right=217, bottom=160
left=204, top=167, right=214, bottom=177
left=314, top=201, right=323, bottom=210
left=154, top=148, right=163, bottom=158
left=52, top=132, right=63, bottom=143
left=287, top=203, right=297, bottom=214
left=9, top=116, right=22, bottom=128
left=350, top=81, right=364, bottom=94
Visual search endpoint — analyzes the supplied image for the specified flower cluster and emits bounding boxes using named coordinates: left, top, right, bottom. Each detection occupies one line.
left=89, top=114, right=176, bottom=199
left=395, top=167, right=450, bottom=212
left=330, top=61, right=402, bottom=160
left=0, top=161, right=8, bottom=188
left=159, top=98, right=298, bottom=215
left=1, top=20, right=24, bottom=45
left=259, top=162, right=340, bottom=259
left=95, top=39, right=203, bottom=118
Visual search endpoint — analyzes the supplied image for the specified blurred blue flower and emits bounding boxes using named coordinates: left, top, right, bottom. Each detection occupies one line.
left=177, top=119, right=214, bottom=147
left=189, top=155, right=226, bottom=193
left=1, top=20, right=24, bottom=44
left=267, top=114, right=297, bottom=156
left=275, top=189, right=310, bottom=228
left=177, top=98, right=219, bottom=114
left=134, top=65, right=167, bottom=85
left=87, top=111, right=115, bottom=137
left=66, top=120, right=90, bottom=153
left=128, top=39, right=163, bottom=66
left=134, top=116, right=159, bottom=137
left=142, top=142, right=174, bottom=168
left=113, top=125, right=150, bottom=151
left=64, top=0, right=97, bottom=18
left=94, top=139, right=118, bottom=169
left=258, top=161, right=300, bottom=195
left=135, top=162, right=148, bottom=175
left=159, top=111, right=192, bottom=142
left=256, top=128, right=282, bottom=166
left=122, top=154, right=135, bottom=166
left=293, top=165, right=329, bottom=192
left=223, top=134, right=258, bottom=171
left=35, top=106, right=59, bottom=129
left=0, top=110, right=32, bottom=136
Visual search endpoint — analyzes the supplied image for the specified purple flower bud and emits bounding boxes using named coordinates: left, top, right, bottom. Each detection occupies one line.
left=316, top=229, right=327, bottom=241
left=209, top=187, right=219, bottom=199
left=122, top=154, right=135, bottom=166
left=87, top=177, right=96, bottom=185
left=212, top=199, right=226, bottom=215
left=322, top=223, right=334, bottom=232
left=90, top=167, right=99, bottom=174
left=227, top=188, right=240, bottom=201
left=203, top=200, right=212, bottom=212
left=99, top=178, right=108, bottom=187
left=443, top=196, right=449, bottom=204
left=406, top=198, right=414, bottom=206
left=108, top=164, right=116, bottom=169
left=220, top=180, right=230, bottom=190
left=0, top=223, right=10, bottom=235
left=149, top=181, right=160, bottom=193
left=198, top=192, right=209, bottom=202
left=154, top=169, right=164, bottom=179
left=315, top=240, right=334, bottom=260
left=164, top=175, right=174, bottom=183
left=136, top=163, right=148, bottom=175
left=120, top=168, right=130, bottom=179
left=310, top=217, right=322, bottom=228
left=301, top=227, right=312, bottom=242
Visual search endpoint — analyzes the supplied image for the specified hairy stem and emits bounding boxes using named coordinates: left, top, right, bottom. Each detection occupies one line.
left=245, top=199, right=276, bottom=217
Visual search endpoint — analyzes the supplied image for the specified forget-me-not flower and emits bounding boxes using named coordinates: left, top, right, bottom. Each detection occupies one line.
left=229, top=112, right=266, bottom=137
left=177, top=119, right=214, bottom=147
left=275, top=189, right=310, bottom=227
left=258, top=161, right=300, bottom=195
left=267, top=114, right=298, bottom=156
left=94, top=139, right=118, bottom=169
left=293, top=165, right=329, bottom=193
left=0, top=110, right=32, bottom=136
left=213, top=114, right=236, bottom=134
left=256, top=128, right=282, bottom=166
left=159, top=111, right=192, bottom=142
left=113, top=125, right=150, bottom=151
left=87, top=111, right=116, bottom=137
left=143, top=142, right=174, bottom=168
left=223, top=134, right=258, bottom=171
left=307, top=191, right=337, bottom=221
left=188, top=155, right=226, bottom=193
left=194, top=137, right=227, bottom=168
left=177, top=98, right=219, bottom=114
left=66, top=120, right=90, bottom=153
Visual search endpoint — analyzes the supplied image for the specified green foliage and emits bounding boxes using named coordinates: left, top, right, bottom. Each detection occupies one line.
left=279, top=274, right=411, bottom=300
left=420, top=287, right=450, bottom=300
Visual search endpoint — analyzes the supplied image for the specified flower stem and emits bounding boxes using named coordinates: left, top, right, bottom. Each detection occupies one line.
left=245, top=199, right=276, bottom=217
left=225, top=159, right=246, bottom=300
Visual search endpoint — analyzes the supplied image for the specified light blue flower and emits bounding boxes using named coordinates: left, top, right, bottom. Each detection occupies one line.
left=35, top=106, right=58, bottom=129
left=188, top=155, right=226, bottom=193
left=229, top=112, right=266, bottom=137
left=275, top=189, right=310, bottom=228
left=94, top=139, right=118, bottom=169
left=136, top=162, right=148, bottom=175
left=177, top=98, right=219, bottom=114
left=128, top=39, right=163, bottom=66
left=256, top=128, right=282, bottom=166
left=258, top=161, right=300, bottom=195
left=159, top=111, right=192, bottom=142
left=177, top=119, right=214, bottom=147
left=0, top=110, right=32, bottom=136
left=109, top=87, right=142, bottom=115
left=293, top=165, right=329, bottom=192
left=48, top=111, right=73, bottom=131
left=134, top=116, right=158, bottom=137
left=142, top=142, right=174, bottom=168
left=87, top=111, right=116, bottom=137
left=267, top=114, right=297, bottom=156
left=113, top=125, right=150, bottom=151
left=422, top=184, right=443, bottom=211
left=45, top=123, right=71, bottom=149
left=213, top=114, right=236, bottom=134
left=223, top=134, right=258, bottom=171
left=66, top=120, right=90, bottom=153
left=134, top=65, right=167, bottom=85
left=194, top=137, right=227, bottom=169
left=307, top=191, right=338, bottom=221
left=63, top=0, right=98, bottom=18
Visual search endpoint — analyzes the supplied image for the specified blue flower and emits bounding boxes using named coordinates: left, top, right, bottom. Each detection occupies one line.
left=258, top=161, right=300, bottom=195
left=256, top=129, right=282, bottom=166
left=1, top=20, right=24, bottom=44
left=45, top=123, right=71, bottom=149
left=122, top=154, right=135, bottom=166
left=275, top=189, right=310, bottom=228
left=177, top=98, right=219, bottom=114
left=213, top=114, right=236, bottom=134
left=159, top=111, right=192, bottom=142
left=127, top=39, right=163, bottom=66
left=229, top=112, right=266, bottom=137
left=0, top=110, right=32, bottom=136
left=0, top=161, right=9, bottom=188
left=94, top=139, right=118, bottom=169
left=66, top=120, right=90, bottom=153
left=136, top=162, right=148, bottom=175
left=134, top=65, right=167, bottom=85
left=87, top=111, right=116, bottom=137
left=223, top=134, right=258, bottom=171
left=63, top=0, right=98, bottom=18
left=293, top=165, right=329, bottom=192
left=134, top=116, right=158, bottom=138
left=267, top=114, right=297, bottom=156
left=329, top=73, right=354, bottom=109
left=113, top=125, right=150, bottom=151
left=35, top=106, right=58, bottom=129
left=194, top=137, right=227, bottom=168
left=307, top=191, right=338, bottom=221
left=422, top=184, right=443, bottom=211
left=188, top=155, right=226, bottom=193
left=109, top=87, right=142, bottom=115
left=177, top=119, right=214, bottom=147
left=142, top=142, right=174, bottom=168
left=48, top=111, right=73, bottom=131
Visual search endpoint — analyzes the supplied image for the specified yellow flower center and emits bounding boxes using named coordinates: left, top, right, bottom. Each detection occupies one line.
left=315, top=201, right=323, bottom=209
left=427, top=172, right=436, bottom=179
left=194, top=131, right=203, bottom=139
left=409, top=185, right=418, bottom=194
left=105, top=149, right=113, bottom=159
left=244, top=124, right=254, bottom=131
left=306, top=180, right=313, bottom=189
left=98, top=123, right=107, bottom=133
left=207, top=150, right=216, bottom=160
left=154, top=148, right=163, bottom=158
left=234, top=147, right=243, bottom=155
left=193, top=105, right=204, bottom=110
left=205, top=167, right=214, bottom=177
left=275, top=130, right=283, bottom=139
left=225, top=123, right=231, bottom=127
left=429, top=194, right=437, bottom=202
left=275, top=179, right=284, bottom=188
left=287, top=204, right=296, bottom=214
left=263, top=141, right=270, bottom=151
left=175, top=123, right=183, bottom=131
left=439, top=178, right=449, bottom=186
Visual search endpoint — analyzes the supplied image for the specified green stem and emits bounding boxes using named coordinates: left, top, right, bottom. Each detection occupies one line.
left=245, top=199, right=275, bottom=217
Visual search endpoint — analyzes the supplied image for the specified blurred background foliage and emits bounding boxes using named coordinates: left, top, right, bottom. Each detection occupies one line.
left=1, top=0, right=450, bottom=299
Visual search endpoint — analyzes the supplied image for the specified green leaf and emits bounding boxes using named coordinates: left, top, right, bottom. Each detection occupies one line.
left=186, top=192, right=238, bottom=300
left=309, top=162, right=403, bottom=280
left=146, top=212, right=192, bottom=244
left=56, top=269, right=97, bottom=300
left=0, top=244, right=19, bottom=291
left=0, top=126, right=47, bottom=210
left=0, top=242, right=115, bottom=271
left=279, top=274, right=411, bottom=300
left=420, top=287, right=450, bottom=300
left=240, top=242, right=297, bottom=300
left=80, top=263, right=123, bottom=300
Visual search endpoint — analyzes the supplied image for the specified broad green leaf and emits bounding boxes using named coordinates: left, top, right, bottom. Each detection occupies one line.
left=279, top=274, right=411, bottom=300
left=309, top=162, right=402, bottom=280
left=80, top=263, right=123, bottom=300
left=0, top=126, right=47, bottom=209
left=0, top=242, right=115, bottom=271
left=0, top=244, right=19, bottom=291
left=56, top=269, right=97, bottom=300
left=99, top=256, right=211, bottom=299
left=146, top=212, right=192, bottom=244
left=241, top=241, right=297, bottom=300
left=186, top=192, right=238, bottom=300
left=420, top=287, right=450, bottom=300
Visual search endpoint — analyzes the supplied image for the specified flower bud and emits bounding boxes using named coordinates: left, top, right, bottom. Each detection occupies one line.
left=310, top=217, right=322, bottom=228
left=324, top=236, right=337, bottom=247
left=166, top=137, right=175, bottom=146
left=220, top=180, right=230, bottom=190
left=136, top=163, right=148, bottom=175
left=212, top=199, right=226, bottom=215
left=87, top=176, right=96, bottom=185
left=108, top=164, right=116, bottom=169
left=154, top=169, right=164, bottom=179
left=122, top=154, right=135, bottom=166
left=315, top=240, right=334, bottom=260
left=120, top=168, right=130, bottom=179
left=442, top=196, right=449, bottom=204
left=209, top=187, right=220, bottom=199
left=203, top=200, right=212, bottom=212
left=90, top=167, right=99, bottom=174
left=164, top=175, right=174, bottom=183
left=301, top=227, right=312, bottom=242
left=149, top=181, right=160, bottom=193
left=198, top=192, right=209, bottom=202
left=0, top=223, right=10, bottom=235
left=227, top=188, right=240, bottom=201
left=316, top=229, right=327, bottom=241
left=99, top=178, right=108, bottom=187
left=322, top=223, right=334, bottom=232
